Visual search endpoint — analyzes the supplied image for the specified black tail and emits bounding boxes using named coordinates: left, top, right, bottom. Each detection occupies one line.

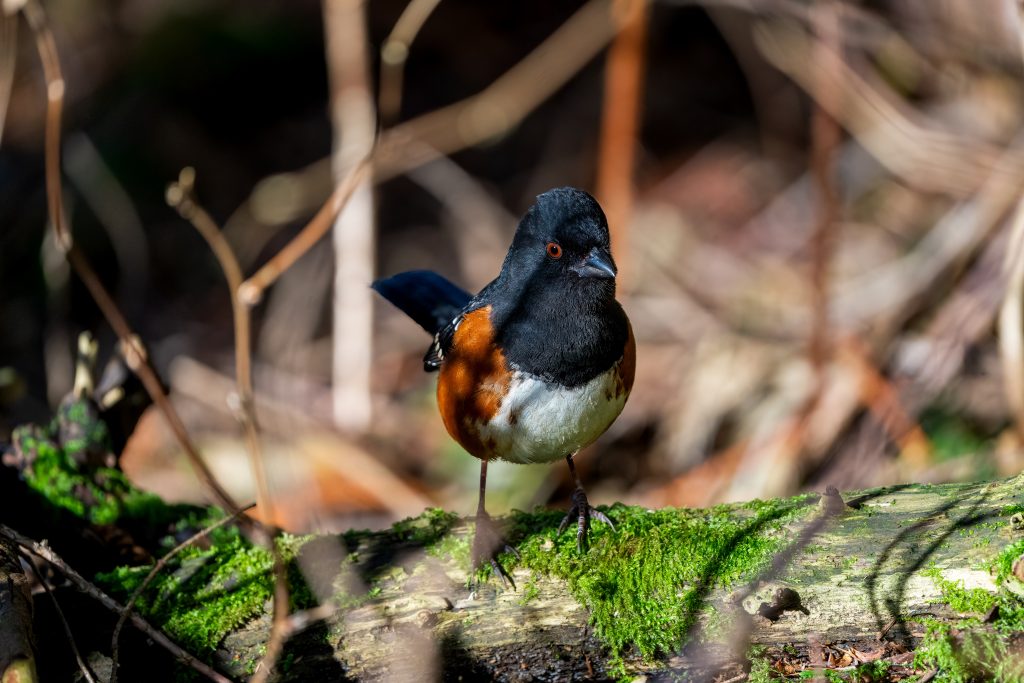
left=371, top=270, right=472, bottom=334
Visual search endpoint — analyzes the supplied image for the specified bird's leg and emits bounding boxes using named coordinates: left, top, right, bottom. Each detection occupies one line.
left=471, top=460, right=520, bottom=588
left=557, top=453, right=615, bottom=552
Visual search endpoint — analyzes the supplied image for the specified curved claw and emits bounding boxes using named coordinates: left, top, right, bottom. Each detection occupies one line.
left=556, top=511, right=572, bottom=536
left=590, top=508, right=615, bottom=532
left=557, top=487, right=615, bottom=553
left=489, top=558, right=516, bottom=590
left=472, top=511, right=519, bottom=589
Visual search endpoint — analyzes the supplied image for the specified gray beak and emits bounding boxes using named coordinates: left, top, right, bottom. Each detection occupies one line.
left=575, top=247, right=617, bottom=279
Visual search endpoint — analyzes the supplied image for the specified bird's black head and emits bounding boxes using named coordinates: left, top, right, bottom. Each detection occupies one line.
left=500, top=187, right=617, bottom=297
left=487, top=187, right=627, bottom=385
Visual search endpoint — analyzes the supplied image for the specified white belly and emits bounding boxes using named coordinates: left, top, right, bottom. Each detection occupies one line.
left=475, top=365, right=628, bottom=464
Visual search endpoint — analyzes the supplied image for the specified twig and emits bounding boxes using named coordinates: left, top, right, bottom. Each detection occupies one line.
left=18, top=0, right=240, bottom=515
left=595, top=0, right=648, bottom=282
left=165, top=170, right=265, bottom=510
left=718, top=673, right=747, bottom=683
left=373, top=0, right=617, bottom=179
left=839, top=337, right=930, bottom=469
left=110, top=503, right=256, bottom=683
left=239, top=0, right=621, bottom=306
left=20, top=554, right=96, bottom=683
left=405, top=153, right=514, bottom=286
left=378, top=0, right=443, bottom=124
left=877, top=616, right=897, bottom=640
left=770, top=0, right=840, bottom=485
left=280, top=603, right=338, bottom=636
left=237, top=157, right=370, bottom=306
left=164, top=172, right=288, bottom=683
left=0, top=525, right=233, bottom=683
left=0, top=6, right=16, bottom=147
left=64, top=133, right=150, bottom=308
left=806, top=0, right=840, bottom=379
left=753, top=15, right=1008, bottom=198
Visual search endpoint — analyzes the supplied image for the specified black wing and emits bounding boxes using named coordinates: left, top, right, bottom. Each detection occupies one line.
left=372, top=270, right=477, bottom=373
left=371, top=270, right=472, bottom=335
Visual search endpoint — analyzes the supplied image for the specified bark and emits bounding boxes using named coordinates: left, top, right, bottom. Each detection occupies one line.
left=203, top=477, right=1022, bottom=682
left=0, top=535, right=37, bottom=683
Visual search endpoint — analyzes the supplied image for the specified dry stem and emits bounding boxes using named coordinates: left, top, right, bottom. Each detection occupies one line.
left=110, top=503, right=256, bottom=683
left=0, top=525, right=233, bottom=683
left=19, top=0, right=240, bottom=514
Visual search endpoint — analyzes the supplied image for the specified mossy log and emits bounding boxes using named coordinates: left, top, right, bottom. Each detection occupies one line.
left=7, top=393, right=1024, bottom=681
left=186, top=477, right=1023, bottom=681
left=8, top=343, right=1024, bottom=680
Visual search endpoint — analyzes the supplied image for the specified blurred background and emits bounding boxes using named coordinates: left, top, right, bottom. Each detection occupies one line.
left=3, top=0, right=1024, bottom=534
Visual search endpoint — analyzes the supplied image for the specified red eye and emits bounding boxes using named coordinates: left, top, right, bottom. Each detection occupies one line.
left=546, top=242, right=562, bottom=259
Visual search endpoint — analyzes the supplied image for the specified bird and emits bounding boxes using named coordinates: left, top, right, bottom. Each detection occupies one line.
left=372, top=187, right=635, bottom=585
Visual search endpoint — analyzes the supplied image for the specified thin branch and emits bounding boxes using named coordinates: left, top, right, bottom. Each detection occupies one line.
left=239, top=0, right=620, bottom=303
left=110, top=503, right=256, bottom=683
left=373, top=0, right=617, bottom=179
left=164, top=172, right=288, bottom=683
left=753, top=16, right=1008, bottom=198
left=0, top=7, right=16, bottom=147
left=21, top=554, right=96, bottom=683
left=0, top=525, right=234, bottom=683
left=806, top=0, right=840, bottom=377
left=595, top=0, right=648, bottom=282
left=405, top=152, right=514, bottom=286
left=238, top=157, right=370, bottom=306
left=18, top=0, right=240, bottom=514
left=378, top=0, right=443, bottom=124
left=839, top=337, right=931, bottom=469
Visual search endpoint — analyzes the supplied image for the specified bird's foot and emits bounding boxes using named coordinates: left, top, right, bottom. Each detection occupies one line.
left=558, top=487, right=615, bottom=553
left=472, top=509, right=521, bottom=589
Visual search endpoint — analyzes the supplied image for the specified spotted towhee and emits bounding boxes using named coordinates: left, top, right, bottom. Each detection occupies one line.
left=373, top=187, right=635, bottom=584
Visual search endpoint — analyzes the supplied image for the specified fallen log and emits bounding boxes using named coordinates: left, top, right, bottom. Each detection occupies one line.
left=7, top=392, right=1024, bottom=681
left=124, top=477, right=1023, bottom=681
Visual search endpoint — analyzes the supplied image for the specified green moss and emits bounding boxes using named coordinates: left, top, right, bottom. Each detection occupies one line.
left=503, top=495, right=811, bottom=666
left=56, top=397, right=111, bottom=459
left=912, top=618, right=1024, bottom=683
left=390, top=507, right=460, bottom=545
left=18, top=429, right=88, bottom=518
left=912, top=535, right=1024, bottom=682
left=13, top=420, right=177, bottom=527
left=517, top=579, right=540, bottom=606
left=852, top=660, right=890, bottom=682
left=98, top=528, right=315, bottom=655
left=994, top=539, right=1024, bottom=585
left=748, top=654, right=775, bottom=683
left=923, top=567, right=997, bottom=615
left=342, top=498, right=810, bottom=673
